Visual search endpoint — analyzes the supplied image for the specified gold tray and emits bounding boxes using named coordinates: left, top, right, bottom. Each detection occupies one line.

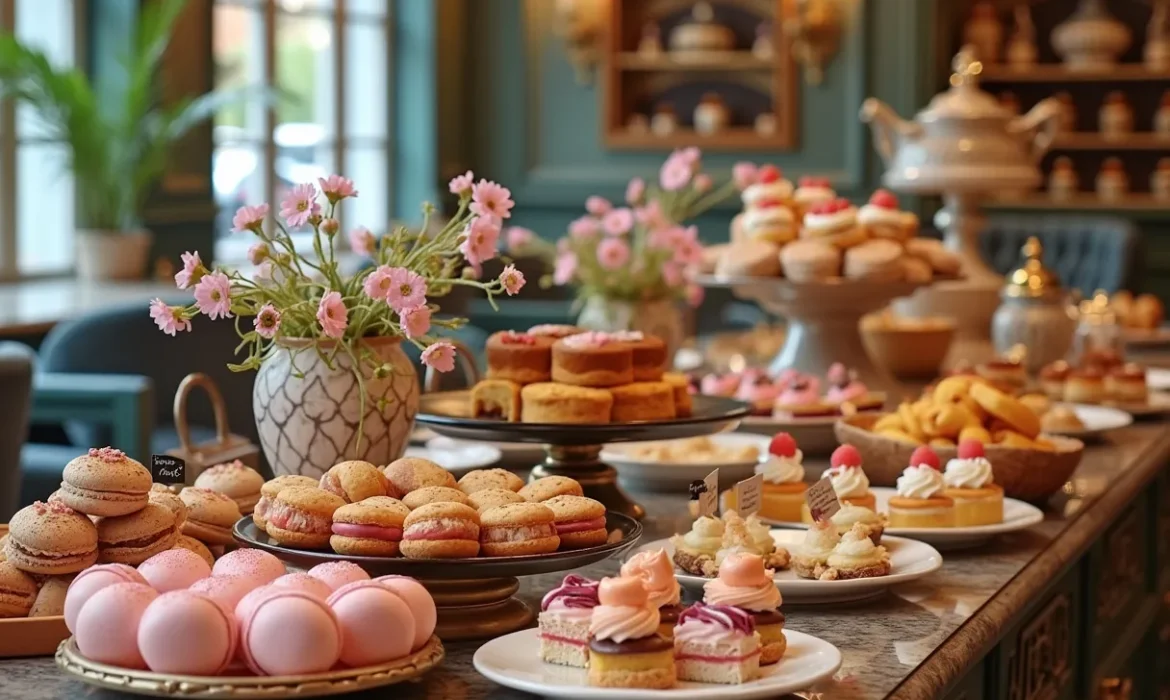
left=55, top=635, right=445, bottom=698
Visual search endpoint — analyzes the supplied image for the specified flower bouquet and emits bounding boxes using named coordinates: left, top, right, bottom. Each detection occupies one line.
left=150, top=174, right=524, bottom=477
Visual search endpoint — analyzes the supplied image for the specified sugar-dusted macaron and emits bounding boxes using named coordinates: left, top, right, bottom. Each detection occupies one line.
left=308, top=561, right=370, bottom=592
left=137, top=590, right=237, bottom=674
left=0, top=562, right=37, bottom=618
left=97, top=503, right=180, bottom=566
left=518, top=476, right=584, bottom=503
left=542, top=495, right=608, bottom=549
left=479, top=502, right=560, bottom=557
left=383, top=457, right=456, bottom=495
left=171, top=536, right=215, bottom=568
left=137, top=548, right=211, bottom=593
left=271, top=572, right=334, bottom=600
left=466, top=488, right=526, bottom=513
left=188, top=574, right=257, bottom=612
left=179, top=487, right=242, bottom=546
left=239, top=588, right=341, bottom=676
left=319, top=460, right=393, bottom=503
left=327, top=580, right=415, bottom=667
left=374, top=576, right=437, bottom=651
left=63, top=563, right=147, bottom=632
left=57, top=447, right=152, bottom=517
left=400, top=502, right=480, bottom=559
left=0, top=533, right=7, bottom=562
left=193, top=460, right=265, bottom=515
left=75, top=582, right=159, bottom=668
left=253, top=475, right=318, bottom=531
left=401, top=486, right=469, bottom=510
left=264, top=487, right=345, bottom=550
left=212, top=548, right=287, bottom=586
left=5, top=501, right=98, bottom=575
left=29, top=575, right=72, bottom=617
left=457, top=468, right=524, bottom=495
left=148, top=487, right=187, bottom=530
left=329, top=497, right=408, bottom=557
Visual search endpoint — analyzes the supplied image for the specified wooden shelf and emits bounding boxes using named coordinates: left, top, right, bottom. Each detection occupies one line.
left=979, top=64, right=1170, bottom=83
left=605, top=127, right=786, bottom=151
left=987, top=193, right=1170, bottom=211
left=615, top=52, right=773, bottom=72
left=1050, top=133, right=1170, bottom=151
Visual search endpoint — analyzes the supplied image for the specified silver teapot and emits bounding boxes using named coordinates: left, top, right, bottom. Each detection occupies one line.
left=991, top=238, right=1079, bottom=373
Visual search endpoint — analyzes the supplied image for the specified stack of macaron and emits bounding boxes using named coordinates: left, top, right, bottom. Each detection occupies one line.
left=61, top=547, right=438, bottom=676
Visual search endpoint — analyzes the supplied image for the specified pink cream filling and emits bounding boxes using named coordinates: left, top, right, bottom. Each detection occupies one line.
left=402, top=519, right=479, bottom=541
left=554, top=517, right=606, bottom=534
left=675, top=649, right=761, bottom=663
left=330, top=523, right=403, bottom=541
left=539, top=633, right=588, bottom=647
left=266, top=502, right=332, bottom=534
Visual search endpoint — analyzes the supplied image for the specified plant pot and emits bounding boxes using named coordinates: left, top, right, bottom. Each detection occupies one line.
left=253, top=336, right=419, bottom=478
left=75, top=229, right=152, bottom=281
left=576, top=296, right=685, bottom=368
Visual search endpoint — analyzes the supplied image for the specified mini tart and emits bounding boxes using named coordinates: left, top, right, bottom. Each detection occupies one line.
left=5, top=501, right=99, bottom=575
left=520, top=476, right=585, bottom=503
left=479, top=502, right=560, bottom=556
left=821, top=532, right=892, bottom=580
left=58, top=448, right=152, bottom=517
left=661, top=372, right=694, bottom=417
left=551, top=335, right=634, bottom=387
left=180, top=487, right=244, bottom=546
left=943, top=484, right=1004, bottom=527
left=402, top=486, right=470, bottom=509
left=400, top=502, right=480, bottom=558
left=1106, top=363, right=1148, bottom=403
left=457, top=468, right=525, bottom=494
left=318, top=460, right=390, bottom=504
left=193, top=461, right=265, bottom=514
left=470, top=379, right=523, bottom=422
left=254, top=475, right=319, bottom=530
left=587, top=635, right=676, bottom=690
left=520, top=383, right=613, bottom=424
left=759, top=482, right=807, bottom=523
left=609, top=382, right=676, bottom=422
left=467, top=488, right=526, bottom=513
left=1063, top=368, right=1105, bottom=404
left=623, top=335, right=668, bottom=381
left=887, top=494, right=955, bottom=528
left=329, top=496, right=409, bottom=556
left=96, top=503, right=180, bottom=565
left=383, top=457, right=457, bottom=495
left=486, top=331, right=554, bottom=384
left=263, top=486, right=345, bottom=550
left=542, top=495, right=608, bottom=549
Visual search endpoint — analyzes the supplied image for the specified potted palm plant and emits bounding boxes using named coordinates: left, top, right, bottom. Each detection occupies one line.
left=0, top=0, right=245, bottom=279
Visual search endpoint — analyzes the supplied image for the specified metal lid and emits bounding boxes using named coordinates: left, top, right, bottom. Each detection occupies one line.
left=1003, top=237, right=1062, bottom=299
left=917, top=46, right=1013, bottom=123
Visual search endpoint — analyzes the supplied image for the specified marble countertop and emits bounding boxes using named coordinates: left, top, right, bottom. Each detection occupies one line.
left=3, top=423, right=1169, bottom=700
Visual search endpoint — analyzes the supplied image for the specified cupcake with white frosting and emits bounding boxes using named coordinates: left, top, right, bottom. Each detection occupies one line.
left=858, top=190, right=919, bottom=243
left=942, top=439, right=1004, bottom=526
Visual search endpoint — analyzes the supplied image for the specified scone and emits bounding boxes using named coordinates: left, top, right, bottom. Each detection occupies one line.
left=551, top=333, right=634, bottom=387
left=715, top=240, right=782, bottom=278
left=609, top=382, right=676, bottom=422
left=844, top=239, right=904, bottom=282
left=780, top=239, right=840, bottom=282
left=470, top=379, right=522, bottom=421
left=520, top=383, right=613, bottom=423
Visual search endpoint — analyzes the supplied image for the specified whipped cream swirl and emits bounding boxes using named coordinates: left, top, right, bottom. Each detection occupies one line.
left=803, top=207, right=857, bottom=233
left=796, top=522, right=839, bottom=559
left=943, top=457, right=994, bottom=489
left=858, top=204, right=911, bottom=227
left=743, top=181, right=793, bottom=206
left=590, top=604, right=660, bottom=642
left=821, top=465, right=868, bottom=498
left=831, top=503, right=881, bottom=529
left=703, top=576, right=781, bottom=611
left=681, top=516, right=724, bottom=554
left=756, top=450, right=804, bottom=484
left=827, top=525, right=888, bottom=567
left=895, top=465, right=945, bottom=499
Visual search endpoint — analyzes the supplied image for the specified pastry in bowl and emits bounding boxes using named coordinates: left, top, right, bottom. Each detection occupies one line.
left=887, top=447, right=954, bottom=528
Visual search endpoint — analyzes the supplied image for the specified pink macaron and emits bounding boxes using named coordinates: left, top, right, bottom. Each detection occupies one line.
left=239, top=588, right=341, bottom=675
left=327, top=581, right=415, bottom=667
left=271, top=572, right=333, bottom=600
left=307, top=561, right=370, bottom=592
left=374, top=575, right=437, bottom=651
left=137, top=548, right=212, bottom=593
left=137, top=590, right=237, bottom=675
left=74, top=582, right=158, bottom=668
left=210, top=548, right=286, bottom=586
left=188, top=575, right=257, bottom=612
left=64, top=563, right=148, bottom=633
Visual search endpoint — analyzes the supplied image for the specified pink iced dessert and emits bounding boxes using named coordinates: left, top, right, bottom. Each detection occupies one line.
left=773, top=377, right=834, bottom=418
left=824, top=363, right=883, bottom=410
left=735, top=371, right=783, bottom=416
left=700, top=372, right=742, bottom=397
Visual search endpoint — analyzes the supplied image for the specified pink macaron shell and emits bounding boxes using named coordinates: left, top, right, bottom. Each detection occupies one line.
left=327, top=581, right=415, bottom=667
left=240, top=589, right=341, bottom=676
left=307, top=561, right=370, bottom=592
left=137, top=591, right=237, bottom=675
left=137, top=549, right=212, bottom=593
left=271, top=572, right=333, bottom=600
left=188, top=575, right=257, bottom=612
left=211, top=548, right=286, bottom=586
left=374, top=576, right=436, bottom=651
left=64, top=564, right=149, bottom=633
left=74, top=583, right=159, bottom=669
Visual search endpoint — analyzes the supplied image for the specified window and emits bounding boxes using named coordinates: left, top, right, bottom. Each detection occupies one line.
left=212, top=0, right=391, bottom=248
left=0, top=0, right=78, bottom=279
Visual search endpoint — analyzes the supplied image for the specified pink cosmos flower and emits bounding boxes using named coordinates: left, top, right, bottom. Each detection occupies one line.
left=499, top=265, right=526, bottom=296
left=460, top=217, right=500, bottom=266
left=585, top=196, right=612, bottom=216
left=253, top=303, right=281, bottom=339
left=635, top=201, right=668, bottom=231
left=553, top=252, right=578, bottom=285
left=732, top=162, right=758, bottom=190
left=659, top=151, right=693, bottom=191
left=349, top=226, right=376, bottom=256
left=174, top=251, right=204, bottom=289
left=279, top=183, right=322, bottom=228
left=421, top=341, right=457, bottom=373
left=318, top=174, right=357, bottom=202
left=602, top=208, right=635, bottom=236
left=193, top=271, right=233, bottom=320
left=232, top=204, right=269, bottom=233
left=363, top=265, right=394, bottom=301
left=470, top=180, right=514, bottom=220
left=149, top=299, right=190, bottom=336
left=694, top=173, right=713, bottom=193
left=448, top=170, right=474, bottom=196
left=680, top=147, right=701, bottom=165
left=597, top=237, right=631, bottom=270
left=673, top=226, right=704, bottom=265
left=569, top=216, right=601, bottom=240
left=505, top=226, right=535, bottom=252
left=247, top=243, right=269, bottom=265
left=686, top=284, right=705, bottom=308
left=625, top=177, right=646, bottom=205
left=316, top=291, right=348, bottom=339
left=386, top=268, right=427, bottom=313
left=400, top=305, right=432, bottom=339
left=662, top=262, right=684, bottom=287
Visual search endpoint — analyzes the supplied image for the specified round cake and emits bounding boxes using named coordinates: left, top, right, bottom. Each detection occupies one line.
left=520, top=383, right=613, bottom=424
left=551, top=333, right=634, bottom=387
left=661, top=372, right=694, bottom=417
left=486, top=331, right=553, bottom=384
left=470, top=379, right=522, bottom=422
left=609, top=382, right=677, bottom=422
left=611, top=332, right=667, bottom=381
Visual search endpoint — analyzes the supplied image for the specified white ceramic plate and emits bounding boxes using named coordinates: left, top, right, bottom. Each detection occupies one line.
left=630, top=530, right=942, bottom=604
left=403, top=438, right=502, bottom=473
left=1105, top=390, right=1170, bottom=417
left=408, top=432, right=545, bottom=467
left=601, top=434, right=769, bottom=492
left=1147, top=368, right=1170, bottom=392
left=473, top=627, right=841, bottom=700
left=764, top=487, right=1044, bottom=550
left=1043, top=403, right=1132, bottom=437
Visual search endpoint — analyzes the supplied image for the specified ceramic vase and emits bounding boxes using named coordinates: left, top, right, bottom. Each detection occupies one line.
left=75, top=229, right=152, bottom=280
left=964, top=2, right=1003, bottom=64
left=1052, top=0, right=1132, bottom=70
left=253, top=337, right=419, bottom=478
left=576, top=297, right=684, bottom=368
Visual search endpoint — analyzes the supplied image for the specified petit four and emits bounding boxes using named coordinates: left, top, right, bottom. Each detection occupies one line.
left=329, top=496, right=409, bottom=556
left=539, top=574, right=600, bottom=668
left=670, top=515, right=724, bottom=577
left=137, top=548, right=211, bottom=593
left=1106, top=363, right=1148, bottom=403
left=829, top=503, right=885, bottom=544
left=612, top=331, right=668, bottom=381
left=715, top=240, right=783, bottom=278
left=5, top=500, right=98, bottom=574
left=844, top=239, right=905, bottom=282
left=661, top=372, right=694, bottom=417
left=137, top=590, right=239, bottom=675
left=96, top=502, right=180, bottom=566
left=307, top=561, right=370, bottom=593
left=374, top=576, right=437, bottom=651
left=63, top=563, right=148, bottom=632
left=240, top=588, right=342, bottom=675
left=0, top=562, right=37, bottom=618
left=211, top=548, right=286, bottom=586
left=773, top=376, right=834, bottom=418
left=181, top=487, right=244, bottom=547
left=29, top=576, right=69, bottom=618
left=384, top=456, right=457, bottom=494
left=402, top=486, right=470, bottom=509
left=610, top=381, right=677, bottom=422
left=457, top=468, right=525, bottom=494
left=780, top=239, right=841, bottom=282
left=673, top=603, right=762, bottom=684
left=792, top=176, right=835, bottom=219
left=887, top=447, right=955, bottom=528
left=942, top=440, right=1004, bottom=526
left=74, top=582, right=158, bottom=669
left=399, top=502, right=480, bottom=558
left=819, top=522, right=892, bottom=580
left=621, top=549, right=685, bottom=639
left=1040, top=405, right=1085, bottom=433
left=467, top=488, right=526, bottom=513
left=253, top=475, right=319, bottom=530
left=588, top=577, right=676, bottom=689
left=552, top=332, right=634, bottom=387
left=714, top=511, right=790, bottom=571
left=756, top=432, right=807, bottom=523
left=520, top=476, right=585, bottom=502
left=318, top=460, right=390, bottom=504
left=703, top=553, right=786, bottom=664
left=735, top=370, right=783, bottom=416
left=821, top=444, right=876, bottom=510
left=825, top=363, right=883, bottom=410
left=791, top=519, right=839, bottom=580
left=327, top=580, right=416, bottom=667
left=262, top=487, right=342, bottom=550
left=1063, top=367, right=1105, bottom=404
left=1039, top=360, right=1071, bottom=399
left=57, top=447, right=152, bottom=518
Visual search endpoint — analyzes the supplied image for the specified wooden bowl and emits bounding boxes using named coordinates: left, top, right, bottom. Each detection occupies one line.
left=834, top=414, right=1083, bottom=501
left=860, top=317, right=955, bottom=379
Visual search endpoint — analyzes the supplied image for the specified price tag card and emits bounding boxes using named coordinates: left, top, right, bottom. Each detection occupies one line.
left=150, top=454, right=186, bottom=485
left=804, top=477, right=841, bottom=523
left=733, top=474, right=763, bottom=517
left=688, top=468, right=719, bottom=518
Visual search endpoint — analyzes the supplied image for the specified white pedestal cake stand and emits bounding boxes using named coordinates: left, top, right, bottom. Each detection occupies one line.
left=694, top=274, right=928, bottom=395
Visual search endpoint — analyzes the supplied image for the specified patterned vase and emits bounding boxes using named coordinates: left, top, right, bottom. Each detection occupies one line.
left=576, top=296, right=685, bottom=367
left=253, top=337, right=419, bottom=478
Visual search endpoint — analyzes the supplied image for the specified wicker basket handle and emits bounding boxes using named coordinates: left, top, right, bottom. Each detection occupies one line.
left=173, top=373, right=231, bottom=454
left=424, top=339, right=480, bottom=393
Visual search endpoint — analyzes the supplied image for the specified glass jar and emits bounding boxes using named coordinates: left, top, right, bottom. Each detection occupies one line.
left=991, top=237, right=1079, bottom=373
left=1072, top=290, right=1125, bottom=370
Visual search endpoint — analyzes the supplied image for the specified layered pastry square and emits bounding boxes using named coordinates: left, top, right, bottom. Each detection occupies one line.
left=673, top=603, right=762, bottom=684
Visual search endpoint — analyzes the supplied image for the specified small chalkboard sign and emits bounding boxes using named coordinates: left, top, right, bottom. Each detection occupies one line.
left=151, top=454, right=186, bottom=484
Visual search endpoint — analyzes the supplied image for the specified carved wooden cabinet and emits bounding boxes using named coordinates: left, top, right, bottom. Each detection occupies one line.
left=995, top=567, right=1080, bottom=700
